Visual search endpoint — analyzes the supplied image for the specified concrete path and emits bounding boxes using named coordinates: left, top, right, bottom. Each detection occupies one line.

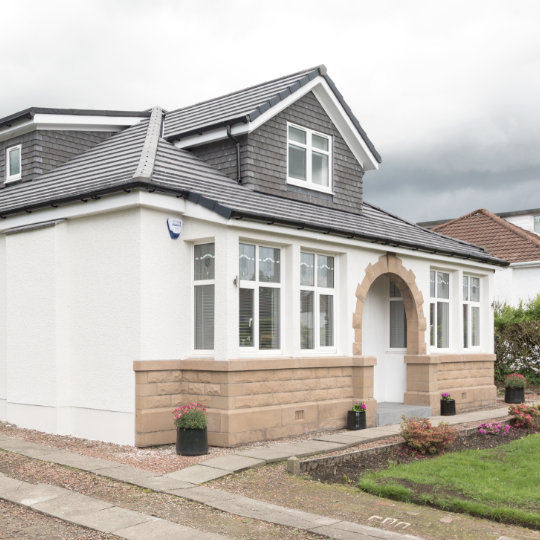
left=0, top=471, right=230, bottom=540
left=0, top=407, right=509, bottom=540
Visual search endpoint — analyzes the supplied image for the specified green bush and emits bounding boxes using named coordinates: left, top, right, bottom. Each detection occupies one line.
left=494, top=295, right=540, bottom=384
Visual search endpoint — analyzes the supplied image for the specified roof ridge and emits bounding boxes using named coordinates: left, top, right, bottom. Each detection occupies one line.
left=166, top=66, right=322, bottom=117
left=434, top=208, right=540, bottom=249
left=132, top=106, right=164, bottom=181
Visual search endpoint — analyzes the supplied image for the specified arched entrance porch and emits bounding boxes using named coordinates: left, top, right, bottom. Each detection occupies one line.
left=352, top=254, right=428, bottom=426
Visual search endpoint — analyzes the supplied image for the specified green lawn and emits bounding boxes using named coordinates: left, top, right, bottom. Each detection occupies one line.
left=358, top=434, right=540, bottom=529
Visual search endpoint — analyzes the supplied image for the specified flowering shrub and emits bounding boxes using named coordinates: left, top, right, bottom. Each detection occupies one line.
left=400, top=416, right=457, bottom=455
left=352, top=401, right=367, bottom=412
left=508, top=403, right=540, bottom=431
left=505, top=373, right=526, bottom=389
left=477, top=422, right=511, bottom=435
left=441, top=393, right=453, bottom=401
left=172, top=403, right=207, bottom=430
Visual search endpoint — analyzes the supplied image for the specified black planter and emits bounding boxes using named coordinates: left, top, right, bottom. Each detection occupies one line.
left=176, top=428, right=208, bottom=456
left=440, top=399, right=456, bottom=416
left=505, top=387, right=525, bottom=404
left=347, top=410, right=366, bottom=430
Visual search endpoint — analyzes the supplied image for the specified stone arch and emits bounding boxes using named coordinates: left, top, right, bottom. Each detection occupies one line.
left=353, top=253, right=427, bottom=356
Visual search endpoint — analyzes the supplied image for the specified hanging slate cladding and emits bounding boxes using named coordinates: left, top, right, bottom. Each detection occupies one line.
left=190, top=91, right=364, bottom=213
left=0, top=130, right=115, bottom=185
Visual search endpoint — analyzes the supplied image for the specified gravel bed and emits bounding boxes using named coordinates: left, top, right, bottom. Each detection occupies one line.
left=0, top=498, right=116, bottom=539
left=0, top=450, right=319, bottom=540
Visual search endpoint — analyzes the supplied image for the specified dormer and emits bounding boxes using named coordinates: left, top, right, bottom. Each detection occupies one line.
left=163, top=66, right=381, bottom=214
left=0, top=107, right=149, bottom=186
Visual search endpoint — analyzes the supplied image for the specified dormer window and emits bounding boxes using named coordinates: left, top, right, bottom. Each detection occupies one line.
left=287, top=123, right=332, bottom=193
left=6, top=144, right=22, bottom=182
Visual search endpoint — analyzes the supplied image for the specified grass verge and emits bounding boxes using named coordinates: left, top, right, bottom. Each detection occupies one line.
left=358, top=433, right=540, bottom=529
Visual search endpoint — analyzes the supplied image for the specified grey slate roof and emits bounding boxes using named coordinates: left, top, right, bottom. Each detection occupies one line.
left=0, top=99, right=505, bottom=266
left=0, top=107, right=150, bottom=130
left=163, top=65, right=381, bottom=164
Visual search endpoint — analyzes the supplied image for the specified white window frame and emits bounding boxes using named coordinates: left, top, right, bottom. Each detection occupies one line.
left=429, top=269, right=451, bottom=350
left=6, top=144, right=22, bottom=182
left=286, top=122, right=332, bottom=194
left=299, top=251, right=336, bottom=353
left=238, top=243, right=282, bottom=354
left=534, top=215, right=540, bottom=234
left=388, top=280, right=407, bottom=351
left=463, top=274, right=481, bottom=349
left=193, top=241, right=215, bottom=353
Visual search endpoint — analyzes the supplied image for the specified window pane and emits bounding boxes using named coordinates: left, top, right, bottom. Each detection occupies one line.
left=239, top=288, right=254, bottom=347
left=312, top=134, right=328, bottom=151
left=390, top=300, right=407, bottom=348
left=300, top=252, right=315, bottom=286
left=534, top=216, right=540, bottom=233
left=288, top=145, right=306, bottom=180
left=429, top=303, right=435, bottom=346
left=472, top=306, right=480, bottom=346
left=470, top=277, right=480, bottom=302
left=259, top=287, right=280, bottom=349
left=437, top=272, right=449, bottom=299
left=239, top=243, right=255, bottom=281
left=430, top=271, right=435, bottom=298
left=463, top=304, right=469, bottom=348
left=289, top=126, right=306, bottom=144
left=194, top=243, right=215, bottom=281
left=319, top=294, right=334, bottom=347
left=300, top=290, right=314, bottom=349
left=463, top=275, right=469, bottom=301
left=437, top=301, right=449, bottom=348
left=389, top=280, right=401, bottom=298
left=9, top=147, right=20, bottom=177
left=259, top=246, right=280, bottom=283
left=312, top=152, right=329, bottom=186
left=194, top=284, right=214, bottom=349
left=317, top=255, right=334, bottom=288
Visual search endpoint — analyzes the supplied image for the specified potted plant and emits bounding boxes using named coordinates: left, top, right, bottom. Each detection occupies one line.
left=347, top=401, right=367, bottom=430
left=440, top=393, right=456, bottom=416
left=172, top=403, right=208, bottom=456
left=504, top=373, right=526, bottom=404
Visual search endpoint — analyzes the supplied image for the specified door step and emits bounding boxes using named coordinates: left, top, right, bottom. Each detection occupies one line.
left=377, top=402, right=432, bottom=426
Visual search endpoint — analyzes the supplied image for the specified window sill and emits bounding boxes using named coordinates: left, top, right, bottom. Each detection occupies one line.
left=287, top=177, right=333, bottom=195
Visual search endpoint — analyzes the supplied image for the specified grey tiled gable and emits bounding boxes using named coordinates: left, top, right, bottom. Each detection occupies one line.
left=163, top=65, right=381, bottom=165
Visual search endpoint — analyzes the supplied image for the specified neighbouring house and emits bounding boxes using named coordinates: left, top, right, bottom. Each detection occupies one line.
left=423, top=209, right=540, bottom=306
left=0, top=66, right=507, bottom=447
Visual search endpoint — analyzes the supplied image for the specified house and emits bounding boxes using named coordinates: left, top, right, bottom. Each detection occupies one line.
left=423, top=209, right=540, bottom=306
left=0, top=66, right=507, bottom=448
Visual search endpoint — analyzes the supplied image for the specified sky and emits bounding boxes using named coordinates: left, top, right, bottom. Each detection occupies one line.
left=2, top=0, right=540, bottom=222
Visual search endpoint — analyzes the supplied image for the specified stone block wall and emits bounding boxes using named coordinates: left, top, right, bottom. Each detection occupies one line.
left=404, top=354, right=497, bottom=413
left=134, top=357, right=373, bottom=447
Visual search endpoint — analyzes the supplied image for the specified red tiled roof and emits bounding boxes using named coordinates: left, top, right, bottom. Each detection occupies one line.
left=432, top=209, right=540, bottom=263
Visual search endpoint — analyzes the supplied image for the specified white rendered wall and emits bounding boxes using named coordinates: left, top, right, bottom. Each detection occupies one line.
left=504, top=214, right=536, bottom=233
left=0, top=235, right=6, bottom=420
left=493, top=264, right=540, bottom=306
left=2, top=209, right=141, bottom=445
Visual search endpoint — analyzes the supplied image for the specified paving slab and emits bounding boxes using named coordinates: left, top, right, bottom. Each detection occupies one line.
left=1, top=481, right=66, bottom=506
left=166, top=464, right=230, bottom=484
left=0, top=473, right=24, bottom=492
left=139, top=474, right=196, bottom=491
left=55, top=453, right=121, bottom=472
left=93, top=465, right=155, bottom=485
left=174, top=485, right=241, bottom=504
left=282, top=439, right=347, bottom=456
left=200, top=454, right=265, bottom=471
left=312, top=520, right=422, bottom=540
left=75, top=506, right=152, bottom=533
left=234, top=445, right=301, bottom=462
left=32, top=490, right=113, bottom=519
left=114, top=518, right=232, bottom=539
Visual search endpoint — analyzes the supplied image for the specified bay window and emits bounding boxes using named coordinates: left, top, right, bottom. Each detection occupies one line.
left=463, top=275, right=480, bottom=348
left=300, top=252, right=335, bottom=349
left=194, top=243, right=215, bottom=350
left=287, top=124, right=331, bottom=192
left=429, top=270, right=450, bottom=348
left=239, top=243, right=281, bottom=350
